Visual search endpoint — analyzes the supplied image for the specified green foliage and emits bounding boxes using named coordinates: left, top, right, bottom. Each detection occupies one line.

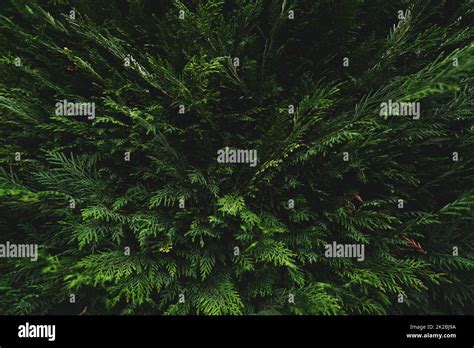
left=0, top=0, right=473, bottom=315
